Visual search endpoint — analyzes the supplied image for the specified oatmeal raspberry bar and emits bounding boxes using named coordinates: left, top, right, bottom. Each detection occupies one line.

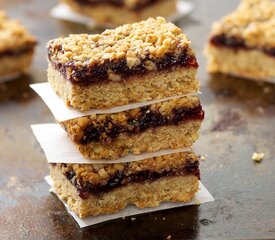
left=50, top=151, right=200, bottom=218
left=60, top=96, right=204, bottom=160
left=205, top=0, right=275, bottom=81
left=61, top=0, right=177, bottom=26
left=47, top=17, right=199, bottom=111
left=0, top=11, right=36, bottom=80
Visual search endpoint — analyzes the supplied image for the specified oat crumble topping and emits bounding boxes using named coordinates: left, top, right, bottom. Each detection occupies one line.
left=0, top=11, right=36, bottom=53
left=48, top=17, right=193, bottom=69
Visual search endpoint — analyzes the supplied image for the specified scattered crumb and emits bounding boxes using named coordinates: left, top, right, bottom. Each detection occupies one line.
left=154, top=217, right=157, bottom=220
left=131, top=217, right=136, bottom=221
left=199, top=155, right=206, bottom=161
left=166, top=235, right=172, bottom=240
left=122, top=216, right=125, bottom=220
left=163, top=217, right=166, bottom=220
left=252, top=152, right=264, bottom=162
left=195, top=200, right=201, bottom=205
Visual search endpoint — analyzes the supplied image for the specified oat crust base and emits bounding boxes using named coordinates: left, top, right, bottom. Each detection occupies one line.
left=48, top=64, right=199, bottom=111
left=0, top=52, right=34, bottom=78
left=206, top=45, right=275, bottom=80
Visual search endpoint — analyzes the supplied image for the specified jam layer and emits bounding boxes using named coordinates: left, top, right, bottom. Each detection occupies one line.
left=74, top=0, right=165, bottom=11
left=49, top=48, right=198, bottom=85
left=0, top=44, right=35, bottom=58
left=210, top=34, right=275, bottom=57
left=79, top=105, right=204, bottom=145
left=62, top=159, right=200, bottom=199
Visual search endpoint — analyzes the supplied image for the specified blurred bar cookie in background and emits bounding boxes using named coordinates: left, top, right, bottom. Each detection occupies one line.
left=205, top=0, right=275, bottom=82
left=61, top=0, right=177, bottom=26
left=0, top=11, right=36, bottom=82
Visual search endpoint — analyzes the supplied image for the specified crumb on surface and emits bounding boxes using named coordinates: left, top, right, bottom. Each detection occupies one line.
left=195, top=200, right=201, bottom=205
left=252, top=152, right=265, bottom=162
left=131, top=217, right=136, bottom=221
left=199, top=155, right=206, bottom=161
left=166, top=235, right=172, bottom=240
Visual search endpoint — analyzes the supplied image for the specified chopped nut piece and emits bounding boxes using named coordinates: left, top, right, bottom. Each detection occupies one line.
left=252, top=152, right=265, bottom=162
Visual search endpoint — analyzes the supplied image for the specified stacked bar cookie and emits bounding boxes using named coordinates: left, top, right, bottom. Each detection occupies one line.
left=61, top=0, right=177, bottom=26
left=42, top=17, right=204, bottom=218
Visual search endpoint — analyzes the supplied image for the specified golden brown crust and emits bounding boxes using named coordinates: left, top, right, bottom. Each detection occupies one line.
left=210, top=0, right=275, bottom=49
left=0, top=11, right=36, bottom=53
left=55, top=151, right=198, bottom=186
left=205, top=45, right=275, bottom=80
left=48, top=17, right=194, bottom=69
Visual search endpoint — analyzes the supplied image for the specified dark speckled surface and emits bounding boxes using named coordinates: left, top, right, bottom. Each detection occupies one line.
left=0, top=0, right=275, bottom=239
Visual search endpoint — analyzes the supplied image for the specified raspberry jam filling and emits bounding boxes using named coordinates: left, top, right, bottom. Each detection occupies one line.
left=48, top=47, right=198, bottom=85
left=0, top=44, right=35, bottom=57
left=61, top=159, right=200, bottom=198
left=77, top=105, right=204, bottom=145
left=210, top=34, right=275, bottom=57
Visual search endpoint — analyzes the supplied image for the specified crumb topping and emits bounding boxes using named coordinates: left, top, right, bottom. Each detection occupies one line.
left=0, top=11, right=36, bottom=53
left=48, top=17, right=193, bottom=69
left=211, top=0, right=275, bottom=48
left=55, top=152, right=198, bottom=186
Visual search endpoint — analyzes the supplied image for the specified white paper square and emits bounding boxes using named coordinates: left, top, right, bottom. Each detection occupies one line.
left=31, top=123, right=192, bottom=164
left=30, top=83, right=200, bottom=122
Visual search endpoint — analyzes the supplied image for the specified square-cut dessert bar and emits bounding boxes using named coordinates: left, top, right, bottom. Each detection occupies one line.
left=61, top=0, right=177, bottom=26
left=60, top=96, right=204, bottom=160
left=205, top=0, right=275, bottom=81
left=47, top=17, right=199, bottom=111
left=50, top=151, right=200, bottom=218
left=0, top=11, right=36, bottom=80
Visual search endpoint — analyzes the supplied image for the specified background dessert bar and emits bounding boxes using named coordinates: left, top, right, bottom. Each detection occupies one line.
left=61, top=0, right=177, bottom=25
left=205, top=0, right=275, bottom=81
left=0, top=11, right=36, bottom=80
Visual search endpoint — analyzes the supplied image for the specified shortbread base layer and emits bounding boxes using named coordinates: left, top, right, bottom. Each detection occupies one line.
left=206, top=45, right=275, bottom=81
left=50, top=165, right=199, bottom=218
left=61, top=0, right=177, bottom=26
left=48, top=64, right=199, bottom=111
left=61, top=120, right=202, bottom=160
left=0, top=52, right=34, bottom=78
